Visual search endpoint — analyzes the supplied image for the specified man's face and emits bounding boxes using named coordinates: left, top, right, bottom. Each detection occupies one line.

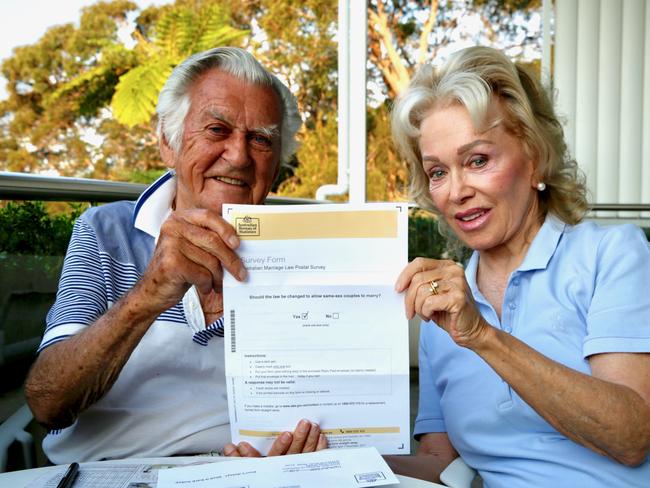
left=162, top=69, right=283, bottom=213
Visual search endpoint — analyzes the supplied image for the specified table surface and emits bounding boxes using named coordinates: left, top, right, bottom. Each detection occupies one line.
left=0, top=456, right=445, bottom=487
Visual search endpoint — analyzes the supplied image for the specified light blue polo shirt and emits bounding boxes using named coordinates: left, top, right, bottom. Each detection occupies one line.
left=415, top=215, right=650, bottom=487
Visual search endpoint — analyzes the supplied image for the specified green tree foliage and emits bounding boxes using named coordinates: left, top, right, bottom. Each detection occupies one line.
left=0, top=0, right=541, bottom=208
left=1, top=1, right=138, bottom=176
left=408, top=208, right=445, bottom=260
left=408, top=208, right=473, bottom=261
left=367, top=103, right=409, bottom=202
left=236, top=0, right=338, bottom=124
left=277, top=103, right=409, bottom=202
left=276, top=0, right=541, bottom=204
left=368, top=0, right=543, bottom=98
left=239, top=0, right=340, bottom=194
left=109, top=3, right=247, bottom=127
left=0, top=0, right=247, bottom=180
left=277, top=116, right=339, bottom=199
left=0, top=201, right=83, bottom=256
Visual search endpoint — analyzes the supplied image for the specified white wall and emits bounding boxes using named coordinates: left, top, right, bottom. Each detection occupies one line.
left=554, top=0, right=650, bottom=219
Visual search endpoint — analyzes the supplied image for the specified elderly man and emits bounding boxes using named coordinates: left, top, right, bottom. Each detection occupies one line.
left=25, top=47, right=324, bottom=464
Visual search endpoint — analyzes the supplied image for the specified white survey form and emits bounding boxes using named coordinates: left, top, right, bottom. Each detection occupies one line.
left=223, top=203, right=410, bottom=455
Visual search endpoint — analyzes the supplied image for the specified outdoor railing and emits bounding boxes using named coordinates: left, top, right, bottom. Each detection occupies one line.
left=2, top=171, right=649, bottom=212
left=0, top=171, right=320, bottom=204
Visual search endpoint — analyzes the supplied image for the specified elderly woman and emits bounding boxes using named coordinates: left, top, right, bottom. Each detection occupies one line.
left=391, top=46, right=650, bottom=486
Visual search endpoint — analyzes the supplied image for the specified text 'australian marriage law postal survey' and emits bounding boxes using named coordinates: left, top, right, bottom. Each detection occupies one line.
left=223, top=203, right=410, bottom=455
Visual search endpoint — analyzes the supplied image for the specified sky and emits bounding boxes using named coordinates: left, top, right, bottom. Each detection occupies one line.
left=0, top=0, right=170, bottom=99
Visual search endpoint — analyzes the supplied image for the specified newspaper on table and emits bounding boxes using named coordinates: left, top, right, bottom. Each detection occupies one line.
left=26, top=459, right=200, bottom=488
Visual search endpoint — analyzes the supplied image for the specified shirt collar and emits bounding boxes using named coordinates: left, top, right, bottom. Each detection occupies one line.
left=465, top=213, right=566, bottom=291
left=133, top=170, right=176, bottom=239
left=518, top=213, right=565, bottom=271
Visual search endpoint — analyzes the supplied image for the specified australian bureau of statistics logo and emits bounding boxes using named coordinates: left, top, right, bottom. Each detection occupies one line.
left=235, top=215, right=260, bottom=236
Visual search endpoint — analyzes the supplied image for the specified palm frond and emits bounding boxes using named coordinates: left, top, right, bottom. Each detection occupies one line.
left=47, top=65, right=111, bottom=107
left=154, top=10, right=193, bottom=59
left=194, top=5, right=248, bottom=52
left=197, top=25, right=249, bottom=52
left=110, top=60, right=173, bottom=127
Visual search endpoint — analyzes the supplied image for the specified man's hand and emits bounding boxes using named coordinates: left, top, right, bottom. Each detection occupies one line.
left=222, top=419, right=327, bottom=457
left=25, top=208, right=248, bottom=430
left=138, top=208, right=247, bottom=313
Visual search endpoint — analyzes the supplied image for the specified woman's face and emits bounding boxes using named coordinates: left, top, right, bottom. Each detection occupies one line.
left=418, top=101, right=541, bottom=254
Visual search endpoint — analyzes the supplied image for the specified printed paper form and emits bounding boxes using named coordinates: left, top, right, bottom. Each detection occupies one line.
left=157, top=447, right=399, bottom=488
left=223, top=203, right=410, bottom=455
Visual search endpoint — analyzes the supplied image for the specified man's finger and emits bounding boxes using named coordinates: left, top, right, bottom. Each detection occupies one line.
left=170, top=216, right=246, bottom=282
left=175, top=239, right=225, bottom=292
left=236, top=441, right=262, bottom=457
left=267, top=431, right=293, bottom=456
left=177, top=208, right=241, bottom=250
left=301, top=422, right=321, bottom=452
left=222, top=443, right=241, bottom=457
left=286, top=419, right=311, bottom=454
left=316, top=433, right=328, bottom=451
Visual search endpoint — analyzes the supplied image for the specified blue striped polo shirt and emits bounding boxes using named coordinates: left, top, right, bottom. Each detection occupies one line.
left=39, top=171, right=231, bottom=463
left=40, top=171, right=225, bottom=349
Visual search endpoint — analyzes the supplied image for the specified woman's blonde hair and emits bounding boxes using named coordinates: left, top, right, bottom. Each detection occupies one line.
left=391, top=46, right=588, bottom=225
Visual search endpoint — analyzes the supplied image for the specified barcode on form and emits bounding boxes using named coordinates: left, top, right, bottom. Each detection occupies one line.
left=230, top=309, right=236, bottom=353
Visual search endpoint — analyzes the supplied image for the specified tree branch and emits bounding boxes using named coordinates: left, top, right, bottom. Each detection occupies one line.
left=368, top=1, right=412, bottom=97
left=418, top=0, right=438, bottom=66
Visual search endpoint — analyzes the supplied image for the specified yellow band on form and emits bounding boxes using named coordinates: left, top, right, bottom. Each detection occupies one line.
left=232, top=210, right=398, bottom=240
left=239, top=427, right=400, bottom=437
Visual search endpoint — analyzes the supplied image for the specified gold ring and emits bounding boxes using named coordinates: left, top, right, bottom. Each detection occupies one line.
left=428, top=280, right=439, bottom=296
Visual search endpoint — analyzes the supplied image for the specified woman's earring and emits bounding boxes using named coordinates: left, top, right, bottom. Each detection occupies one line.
left=536, top=182, right=546, bottom=192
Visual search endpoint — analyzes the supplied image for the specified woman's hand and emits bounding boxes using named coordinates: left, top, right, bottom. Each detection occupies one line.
left=222, top=419, right=327, bottom=457
left=395, top=257, right=489, bottom=348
